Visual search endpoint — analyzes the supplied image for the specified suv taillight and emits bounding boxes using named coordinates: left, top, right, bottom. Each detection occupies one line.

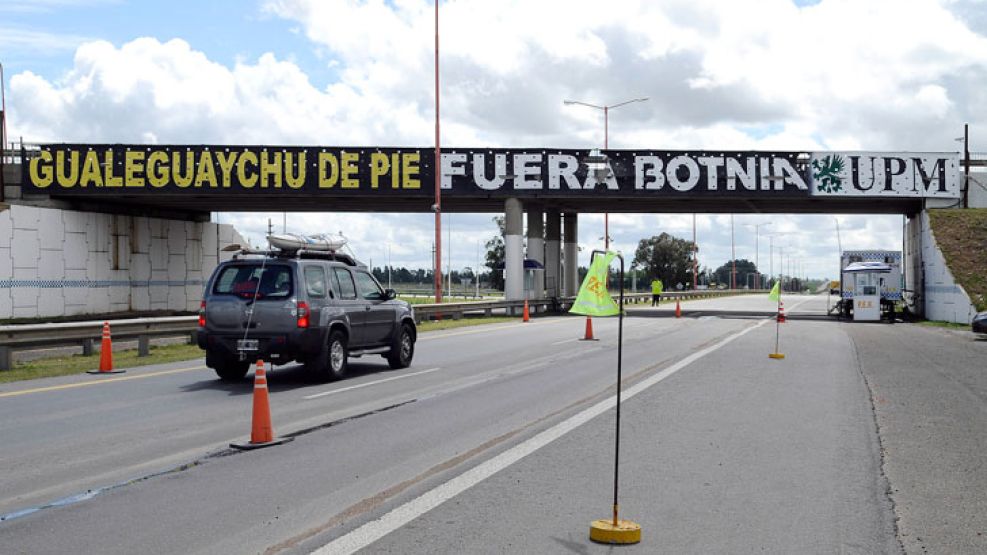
left=297, top=301, right=310, bottom=328
left=198, top=300, right=206, bottom=327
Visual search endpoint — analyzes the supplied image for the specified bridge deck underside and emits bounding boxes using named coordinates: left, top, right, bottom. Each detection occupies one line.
left=35, top=194, right=927, bottom=215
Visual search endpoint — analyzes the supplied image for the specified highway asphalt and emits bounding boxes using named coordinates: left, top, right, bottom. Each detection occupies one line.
left=0, top=294, right=984, bottom=554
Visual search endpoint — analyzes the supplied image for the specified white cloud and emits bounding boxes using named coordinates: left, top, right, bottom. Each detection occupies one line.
left=5, top=0, right=987, bottom=277
left=0, top=27, right=92, bottom=51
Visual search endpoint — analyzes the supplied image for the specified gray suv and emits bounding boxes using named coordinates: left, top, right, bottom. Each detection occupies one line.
left=196, top=250, right=416, bottom=381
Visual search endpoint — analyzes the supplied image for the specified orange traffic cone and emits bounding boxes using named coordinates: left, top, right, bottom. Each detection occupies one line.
left=778, top=301, right=786, bottom=323
left=580, top=316, right=598, bottom=341
left=522, top=300, right=530, bottom=322
left=231, top=360, right=290, bottom=450
left=675, top=299, right=682, bottom=318
left=88, top=321, right=124, bottom=374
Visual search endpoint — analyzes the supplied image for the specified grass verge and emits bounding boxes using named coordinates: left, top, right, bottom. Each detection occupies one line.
left=417, top=316, right=517, bottom=332
left=915, top=320, right=971, bottom=330
left=0, top=315, right=533, bottom=384
left=927, top=208, right=987, bottom=312
left=0, top=343, right=206, bottom=384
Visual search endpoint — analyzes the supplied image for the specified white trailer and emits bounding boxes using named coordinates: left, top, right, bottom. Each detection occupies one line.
left=836, top=250, right=902, bottom=322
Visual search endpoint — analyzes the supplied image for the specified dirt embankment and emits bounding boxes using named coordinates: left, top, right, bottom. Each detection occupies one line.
left=927, top=208, right=987, bottom=311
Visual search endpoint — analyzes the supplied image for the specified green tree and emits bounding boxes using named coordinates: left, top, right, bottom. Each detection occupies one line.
left=712, top=259, right=760, bottom=288
left=484, top=216, right=506, bottom=291
left=632, top=233, right=695, bottom=289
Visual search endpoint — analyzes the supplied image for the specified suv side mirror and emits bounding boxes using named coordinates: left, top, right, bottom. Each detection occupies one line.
left=384, top=289, right=397, bottom=300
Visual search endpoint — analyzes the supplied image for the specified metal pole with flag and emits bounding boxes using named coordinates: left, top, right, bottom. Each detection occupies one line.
left=571, top=250, right=642, bottom=545
left=768, top=281, right=784, bottom=359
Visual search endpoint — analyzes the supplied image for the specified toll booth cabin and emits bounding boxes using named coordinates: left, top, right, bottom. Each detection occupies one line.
left=837, top=254, right=901, bottom=322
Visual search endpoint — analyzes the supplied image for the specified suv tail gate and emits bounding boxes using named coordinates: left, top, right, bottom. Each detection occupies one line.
left=207, top=263, right=299, bottom=332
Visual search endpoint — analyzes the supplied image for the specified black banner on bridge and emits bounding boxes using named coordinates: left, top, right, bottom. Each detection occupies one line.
left=23, top=145, right=812, bottom=198
left=22, top=145, right=958, bottom=198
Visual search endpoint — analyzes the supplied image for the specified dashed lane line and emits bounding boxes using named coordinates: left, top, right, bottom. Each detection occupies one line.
left=302, top=368, right=442, bottom=400
left=0, top=365, right=207, bottom=398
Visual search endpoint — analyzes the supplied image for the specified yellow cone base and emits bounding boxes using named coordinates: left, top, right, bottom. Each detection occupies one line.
left=589, top=519, right=642, bottom=544
left=768, top=353, right=785, bottom=359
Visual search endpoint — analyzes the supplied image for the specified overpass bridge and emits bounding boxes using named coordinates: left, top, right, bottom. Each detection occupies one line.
left=1, top=143, right=983, bottom=323
left=1, top=144, right=964, bottom=215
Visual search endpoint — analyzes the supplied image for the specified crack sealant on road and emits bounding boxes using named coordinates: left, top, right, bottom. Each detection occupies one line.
left=0, top=399, right=418, bottom=524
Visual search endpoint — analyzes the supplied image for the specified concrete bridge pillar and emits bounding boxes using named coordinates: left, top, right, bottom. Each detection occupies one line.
left=545, top=210, right=561, bottom=298
left=563, top=212, right=578, bottom=296
left=526, top=206, right=544, bottom=300
left=504, top=198, right=524, bottom=301
left=904, top=214, right=924, bottom=318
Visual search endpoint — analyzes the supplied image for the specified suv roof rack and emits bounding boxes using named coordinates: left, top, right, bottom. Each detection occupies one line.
left=229, top=246, right=361, bottom=267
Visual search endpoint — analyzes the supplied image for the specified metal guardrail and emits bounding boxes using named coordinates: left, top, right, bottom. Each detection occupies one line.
left=0, top=290, right=760, bottom=370
left=0, top=316, right=198, bottom=371
left=411, top=289, right=759, bottom=322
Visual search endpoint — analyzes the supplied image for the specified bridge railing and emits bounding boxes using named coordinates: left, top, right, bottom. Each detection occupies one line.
left=0, top=289, right=760, bottom=370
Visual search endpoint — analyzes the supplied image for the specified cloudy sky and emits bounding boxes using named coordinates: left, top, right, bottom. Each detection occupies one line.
left=3, top=0, right=985, bottom=282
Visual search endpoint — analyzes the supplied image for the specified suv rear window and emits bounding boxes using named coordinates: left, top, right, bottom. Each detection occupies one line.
left=213, top=264, right=293, bottom=299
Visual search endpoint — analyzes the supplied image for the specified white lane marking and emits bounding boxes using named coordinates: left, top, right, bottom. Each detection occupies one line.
left=550, top=338, right=578, bottom=346
left=0, top=365, right=207, bottom=398
left=312, top=317, right=772, bottom=555
left=302, top=368, right=442, bottom=400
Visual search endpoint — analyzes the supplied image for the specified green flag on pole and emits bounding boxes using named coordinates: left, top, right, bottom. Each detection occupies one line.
left=767, top=281, right=781, bottom=302
left=570, top=251, right=620, bottom=317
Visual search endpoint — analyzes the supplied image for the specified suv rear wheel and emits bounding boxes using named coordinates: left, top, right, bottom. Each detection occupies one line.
left=213, top=358, right=250, bottom=381
left=307, top=329, right=348, bottom=381
left=386, top=323, right=415, bottom=369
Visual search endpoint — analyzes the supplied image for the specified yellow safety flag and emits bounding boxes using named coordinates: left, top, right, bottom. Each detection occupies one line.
left=767, top=281, right=781, bottom=302
left=570, top=251, right=620, bottom=317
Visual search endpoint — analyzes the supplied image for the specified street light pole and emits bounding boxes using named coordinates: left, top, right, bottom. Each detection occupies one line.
left=0, top=62, right=6, bottom=204
left=604, top=105, right=608, bottom=249
left=563, top=97, right=648, bottom=250
left=768, top=234, right=774, bottom=286
left=447, top=213, right=452, bottom=295
left=692, top=213, right=698, bottom=290
left=433, top=0, right=442, bottom=304
left=744, top=222, right=771, bottom=289
left=964, top=123, right=970, bottom=208
left=730, top=214, right=737, bottom=289
left=777, top=246, right=787, bottom=291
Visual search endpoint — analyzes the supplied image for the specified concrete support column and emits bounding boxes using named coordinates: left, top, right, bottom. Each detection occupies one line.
left=563, top=212, right=578, bottom=297
left=903, top=212, right=925, bottom=318
left=504, top=198, right=524, bottom=301
left=545, top=210, right=561, bottom=298
left=526, top=206, right=544, bottom=300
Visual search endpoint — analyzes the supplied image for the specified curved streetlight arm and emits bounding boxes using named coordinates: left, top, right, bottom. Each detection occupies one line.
left=565, top=98, right=649, bottom=251
left=608, top=97, right=649, bottom=110
left=563, top=97, right=649, bottom=112
left=563, top=99, right=605, bottom=110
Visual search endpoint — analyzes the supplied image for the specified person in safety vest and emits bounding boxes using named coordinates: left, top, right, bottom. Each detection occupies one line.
left=651, top=278, right=663, bottom=307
